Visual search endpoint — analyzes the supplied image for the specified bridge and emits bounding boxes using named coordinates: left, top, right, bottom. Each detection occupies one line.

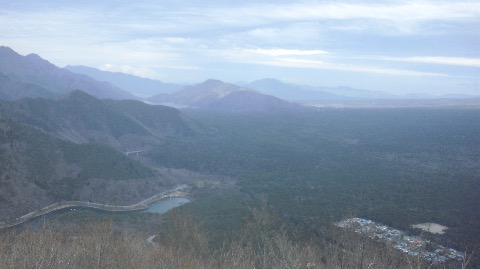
left=124, top=150, right=146, bottom=157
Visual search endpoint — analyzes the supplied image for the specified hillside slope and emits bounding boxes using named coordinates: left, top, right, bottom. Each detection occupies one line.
left=0, top=91, right=201, bottom=221
left=0, top=71, right=56, bottom=100
left=0, top=115, right=163, bottom=221
left=0, top=91, right=198, bottom=151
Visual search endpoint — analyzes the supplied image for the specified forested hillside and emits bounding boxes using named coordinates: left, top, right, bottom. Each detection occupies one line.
left=0, top=90, right=205, bottom=222
left=0, top=114, right=165, bottom=221
left=150, top=108, right=480, bottom=262
left=0, top=91, right=198, bottom=151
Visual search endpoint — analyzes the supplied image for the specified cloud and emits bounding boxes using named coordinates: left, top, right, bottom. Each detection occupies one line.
left=162, top=37, right=193, bottom=44
left=0, top=0, right=477, bottom=94
left=263, top=58, right=446, bottom=77
left=100, top=64, right=157, bottom=78
left=385, top=56, right=480, bottom=67
left=246, top=48, right=328, bottom=57
left=199, top=1, right=480, bottom=34
left=222, top=48, right=446, bottom=77
left=7, top=1, right=477, bottom=40
left=2, top=1, right=479, bottom=49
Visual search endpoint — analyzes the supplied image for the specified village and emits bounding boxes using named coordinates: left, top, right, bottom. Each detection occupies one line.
left=335, top=218, right=465, bottom=264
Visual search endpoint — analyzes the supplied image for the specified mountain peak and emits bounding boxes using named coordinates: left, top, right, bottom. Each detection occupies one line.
left=60, top=90, right=100, bottom=103
left=0, top=47, right=53, bottom=68
left=200, top=79, right=225, bottom=87
left=0, top=46, right=18, bottom=55
left=0, top=47, right=135, bottom=100
left=193, top=79, right=246, bottom=97
left=0, top=46, right=23, bottom=62
left=24, top=53, right=56, bottom=68
left=25, top=53, right=44, bottom=60
left=256, top=78, right=283, bottom=83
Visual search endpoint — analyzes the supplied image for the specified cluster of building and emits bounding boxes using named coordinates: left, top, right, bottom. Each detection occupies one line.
left=335, top=218, right=464, bottom=264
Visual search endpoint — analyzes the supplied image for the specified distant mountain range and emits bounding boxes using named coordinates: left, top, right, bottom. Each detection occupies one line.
left=246, top=78, right=396, bottom=102
left=147, top=79, right=304, bottom=112
left=244, top=78, right=480, bottom=107
left=0, top=46, right=135, bottom=100
left=65, top=65, right=181, bottom=97
left=64, top=64, right=477, bottom=108
left=0, top=46, right=478, bottom=110
left=0, top=47, right=304, bottom=112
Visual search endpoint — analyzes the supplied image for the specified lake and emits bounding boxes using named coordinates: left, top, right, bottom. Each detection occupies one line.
left=143, top=197, right=190, bottom=214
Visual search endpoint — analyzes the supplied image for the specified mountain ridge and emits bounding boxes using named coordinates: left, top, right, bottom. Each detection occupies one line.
left=65, top=65, right=182, bottom=97
left=148, top=79, right=304, bottom=112
left=0, top=46, right=136, bottom=100
left=246, top=78, right=397, bottom=102
left=1, top=90, right=197, bottom=151
left=0, top=71, right=57, bottom=100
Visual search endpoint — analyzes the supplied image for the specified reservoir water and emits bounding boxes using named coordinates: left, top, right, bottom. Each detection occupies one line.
left=143, top=197, right=190, bottom=214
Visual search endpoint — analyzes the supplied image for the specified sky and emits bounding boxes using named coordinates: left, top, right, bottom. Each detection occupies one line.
left=0, top=0, right=479, bottom=96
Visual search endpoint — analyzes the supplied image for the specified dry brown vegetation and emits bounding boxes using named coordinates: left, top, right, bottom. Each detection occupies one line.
left=0, top=209, right=473, bottom=269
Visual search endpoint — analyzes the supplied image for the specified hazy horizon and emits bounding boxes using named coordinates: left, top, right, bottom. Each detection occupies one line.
left=0, top=0, right=478, bottom=96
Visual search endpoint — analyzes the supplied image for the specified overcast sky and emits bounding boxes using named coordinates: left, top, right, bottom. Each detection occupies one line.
left=1, top=0, right=479, bottom=95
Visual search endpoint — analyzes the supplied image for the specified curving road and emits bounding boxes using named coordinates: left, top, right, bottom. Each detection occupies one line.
left=0, top=185, right=189, bottom=230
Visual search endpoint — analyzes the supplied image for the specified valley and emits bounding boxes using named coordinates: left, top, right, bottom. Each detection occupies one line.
left=0, top=47, right=478, bottom=268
